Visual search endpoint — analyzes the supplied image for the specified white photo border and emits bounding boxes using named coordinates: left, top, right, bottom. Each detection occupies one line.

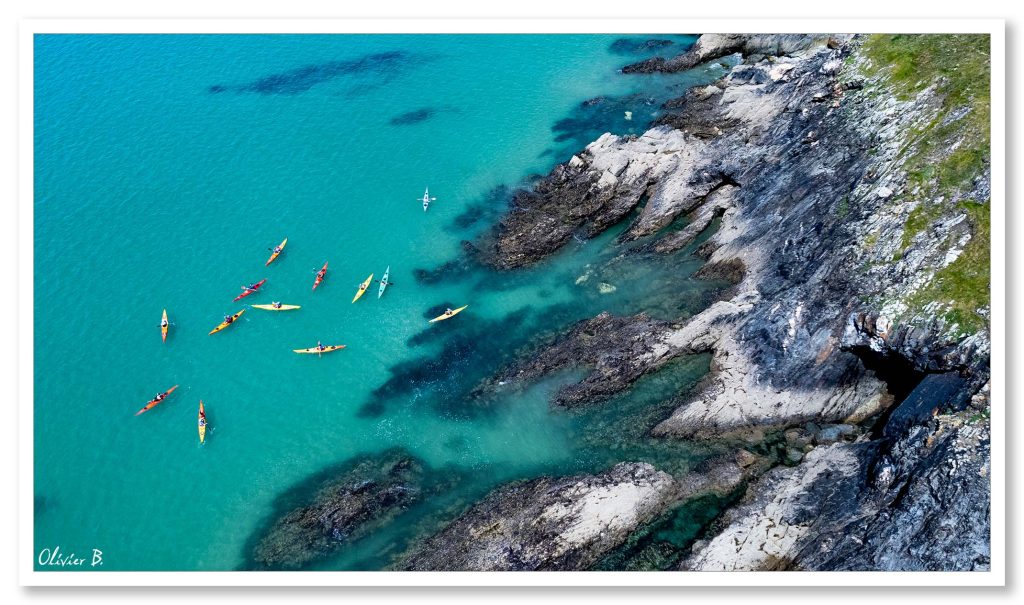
left=18, top=17, right=1006, bottom=587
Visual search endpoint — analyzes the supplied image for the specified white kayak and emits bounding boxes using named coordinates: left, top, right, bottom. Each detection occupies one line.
left=420, top=187, right=436, bottom=212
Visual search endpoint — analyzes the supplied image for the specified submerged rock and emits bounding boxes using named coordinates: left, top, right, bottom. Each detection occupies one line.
left=609, top=37, right=676, bottom=56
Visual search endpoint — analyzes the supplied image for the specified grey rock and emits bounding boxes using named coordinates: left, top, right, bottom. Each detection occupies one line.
left=397, top=463, right=678, bottom=571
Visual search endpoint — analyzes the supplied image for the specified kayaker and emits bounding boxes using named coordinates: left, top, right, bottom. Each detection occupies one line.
left=444, top=308, right=454, bottom=316
left=224, top=314, right=234, bottom=324
left=244, top=283, right=258, bottom=292
left=317, top=341, right=325, bottom=352
left=272, top=301, right=282, bottom=309
left=269, top=245, right=282, bottom=254
left=160, top=317, right=169, bottom=328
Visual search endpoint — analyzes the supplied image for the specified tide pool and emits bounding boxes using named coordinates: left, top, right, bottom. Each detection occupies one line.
left=33, top=33, right=727, bottom=571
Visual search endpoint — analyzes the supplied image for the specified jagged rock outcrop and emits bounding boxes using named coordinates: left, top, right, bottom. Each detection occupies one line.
left=683, top=388, right=991, bottom=571
left=472, top=311, right=672, bottom=407
left=398, top=456, right=762, bottom=571
left=622, top=34, right=835, bottom=74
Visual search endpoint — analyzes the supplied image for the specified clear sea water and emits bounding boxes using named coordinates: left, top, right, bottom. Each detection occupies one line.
left=34, top=33, right=730, bottom=571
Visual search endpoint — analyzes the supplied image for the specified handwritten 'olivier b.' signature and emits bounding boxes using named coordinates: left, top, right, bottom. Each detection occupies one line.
left=37, top=546, right=103, bottom=568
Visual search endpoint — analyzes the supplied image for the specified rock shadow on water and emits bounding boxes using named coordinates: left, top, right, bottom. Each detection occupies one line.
left=208, top=50, right=421, bottom=95
left=241, top=448, right=462, bottom=570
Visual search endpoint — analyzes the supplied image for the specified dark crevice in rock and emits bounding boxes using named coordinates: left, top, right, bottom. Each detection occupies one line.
left=845, top=345, right=928, bottom=415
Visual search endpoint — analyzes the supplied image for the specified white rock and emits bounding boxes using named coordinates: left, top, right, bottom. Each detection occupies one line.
left=769, top=63, right=796, bottom=81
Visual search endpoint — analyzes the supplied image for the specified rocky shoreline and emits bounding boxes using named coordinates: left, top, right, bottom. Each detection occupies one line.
left=250, top=34, right=991, bottom=571
left=471, top=33, right=990, bottom=570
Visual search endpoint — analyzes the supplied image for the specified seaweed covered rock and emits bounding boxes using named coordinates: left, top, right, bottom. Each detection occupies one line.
left=250, top=449, right=432, bottom=569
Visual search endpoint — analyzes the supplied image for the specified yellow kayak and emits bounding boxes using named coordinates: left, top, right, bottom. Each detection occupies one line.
left=352, top=273, right=373, bottom=303
left=293, top=345, right=346, bottom=354
left=198, top=401, right=207, bottom=444
left=265, top=237, right=287, bottom=266
left=161, top=308, right=168, bottom=342
left=252, top=304, right=301, bottom=311
left=429, top=305, right=469, bottom=323
left=209, top=309, right=245, bottom=335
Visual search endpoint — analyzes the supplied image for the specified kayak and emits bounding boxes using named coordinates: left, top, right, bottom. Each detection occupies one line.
left=252, top=304, right=301, bottom=311
left=429, top=304, right=469, bottom=323
left=352, top=273, right=373, bottom=303
left=233, top=278, right=267, bottom=302
left=198, top=401, right=207, bottom=444
left=209, top=309, right=245, bottom=335
left=421, top=187, right=436, bottom=212
left=161, top=309, right=168, bottom=343
left=265, top=237, right=288, bottom=266
left=134, top=385, right=179, bottom=416
left=293, top=345, right=346, bottom=354
left=378, top=265, right=390, bottom=299
left=312, top=262, right=328, bottom=291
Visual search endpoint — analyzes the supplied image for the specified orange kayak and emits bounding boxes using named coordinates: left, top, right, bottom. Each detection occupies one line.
left=161, top=309, right=168, bottom=343
left=312, top=262, right=328, bottom=291
left=135, top=385, right=179, bottom=416
left=233, top=278, right=266, bottom=302
left=265, top=238, right=287, bottom=266
left=209, top=309, right=245, bottom=335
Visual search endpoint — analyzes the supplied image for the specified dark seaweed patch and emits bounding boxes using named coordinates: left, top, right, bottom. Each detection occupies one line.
left=449, top=185, right=513, bottom=232
left=389, top=107, right=437, bottom=126
left=359, top=309, right=532, bottom=418
left=209, top=50, right=417, bottom=95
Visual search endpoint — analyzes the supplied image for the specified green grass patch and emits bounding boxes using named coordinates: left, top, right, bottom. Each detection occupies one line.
left=906, top=200, right=990, bottom=333
left=862, top=34, right=990, bottom=234
left=861, top=35, right=991, bottom=331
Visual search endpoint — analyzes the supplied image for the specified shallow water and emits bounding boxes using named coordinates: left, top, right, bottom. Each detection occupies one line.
left=34, top=33, right=726, bottom=571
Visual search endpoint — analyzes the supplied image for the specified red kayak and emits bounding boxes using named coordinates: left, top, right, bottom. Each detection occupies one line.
left=312, top=262, right=328, bottom=291
left=233, top=278, right=267, bottom=302
left=135, top=385, right=179, bottom=416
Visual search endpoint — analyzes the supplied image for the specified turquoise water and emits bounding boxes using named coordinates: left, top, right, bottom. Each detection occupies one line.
left=34, top=34, right=726, bottom=571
